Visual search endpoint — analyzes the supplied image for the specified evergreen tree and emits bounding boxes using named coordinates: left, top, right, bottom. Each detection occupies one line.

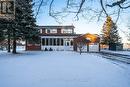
left=0, top=29, right=4, bottom=43
left=0, top=26, right=5, bottom=43
left=101, top=16, right=121, bottom=45
left=11, top=0, right=39, bottom=53
left=0, top=19, right=7, bottom=42
left=20, top=0, right=39, bottom=43
left=109, top=22, right=121, bottom=44
left=0, top=19, right=12, bottom=52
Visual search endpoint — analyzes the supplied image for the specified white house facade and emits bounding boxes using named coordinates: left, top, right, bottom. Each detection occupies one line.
left=39, top=25, right=79, bottom=51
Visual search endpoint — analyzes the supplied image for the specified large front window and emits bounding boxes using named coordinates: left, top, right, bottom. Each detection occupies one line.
left=42, top=38, right=73, bottom=46
left=42, top=38, right=64, bottom=46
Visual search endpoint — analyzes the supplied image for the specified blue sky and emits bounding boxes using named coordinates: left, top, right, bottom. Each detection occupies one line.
left=34, top=0, right=130, bottom=43
left=34, top=0, right=104, bottom=34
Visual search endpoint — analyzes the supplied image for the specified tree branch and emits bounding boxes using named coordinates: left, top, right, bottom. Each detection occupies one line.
left=106, top=0, right=130, bottom=9
left=35, top=0, right=44, bottom=18
left=75, top=0, right=86, bottom=20
left=100, top=0, right=108, bottom=17
left=67, top=0, right=70, bottom=8
left=115, top=8, right=120, bottom=23
left=106, top=0, right=126, bottom=7
left=49, top=0, right=54, bottom=16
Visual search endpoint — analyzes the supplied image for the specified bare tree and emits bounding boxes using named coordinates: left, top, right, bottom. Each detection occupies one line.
left=34, top=0, right=130, bottom=22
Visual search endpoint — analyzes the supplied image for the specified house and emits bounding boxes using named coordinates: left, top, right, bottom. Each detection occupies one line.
left=40, top=25, right=80, bottom=51
left=26, top=26, right=100, bottom=52
left=26, top=25, right=80, bottom=51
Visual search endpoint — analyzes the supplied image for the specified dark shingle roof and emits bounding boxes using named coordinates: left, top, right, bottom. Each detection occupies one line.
left=37, top=25, right=75, bottom=29
left=40, top=34, right=81, bottom=37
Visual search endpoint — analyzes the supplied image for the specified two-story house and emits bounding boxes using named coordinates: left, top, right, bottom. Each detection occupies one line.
left=39, top=25, right=79, bottom=51
left=26, top=25, right=100, bottom=52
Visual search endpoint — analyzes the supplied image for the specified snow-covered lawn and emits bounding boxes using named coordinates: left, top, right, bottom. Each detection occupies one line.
left=0, top=51, right=130, bottom=87
left=101, top=50, right=130, bottom=56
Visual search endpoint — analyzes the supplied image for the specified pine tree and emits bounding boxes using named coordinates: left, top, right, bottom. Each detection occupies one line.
left=101, top=16, right=121, bottom=45
left=11, top=0, right=39, bottom=53
left=0, top=29, right=4, bottom=42
left=109, top=22, right=121, bottom=44
left=20, top=0, right=39, bottom=43
left=0, top=24, right=5, bottom=42
left=0, top=19, right=12, bottom=52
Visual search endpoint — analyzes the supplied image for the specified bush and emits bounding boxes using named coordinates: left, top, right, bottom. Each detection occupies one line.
left=49, top=48, right=53, bottom=51
left=44, top=48, right=48, bottom=51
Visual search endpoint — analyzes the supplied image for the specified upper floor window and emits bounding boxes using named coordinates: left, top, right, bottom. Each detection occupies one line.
left=47, top=29, right=50, bottom=33
left=62, top=29, right=73, bottom=34
left=46, top=29, right=57, bottom=34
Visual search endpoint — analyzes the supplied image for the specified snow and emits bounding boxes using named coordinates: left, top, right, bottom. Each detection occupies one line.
left=0, top=51, right=130, bottom=87
left=101, top=50, right=130, bottom=56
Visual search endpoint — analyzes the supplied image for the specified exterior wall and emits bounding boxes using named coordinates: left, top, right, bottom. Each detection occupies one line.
left=26, top=44, right=41, bottom=51
left=26, top=25, right=78, bottom=51
left=39, top=25, right=74, bottom=35
left=41, top=46, right=73, bottom=51
left=41, top=36, right=75, bottom=51
left=76, top=43, right=100, bottom=52
left=89, top=44, right=99, bottom=52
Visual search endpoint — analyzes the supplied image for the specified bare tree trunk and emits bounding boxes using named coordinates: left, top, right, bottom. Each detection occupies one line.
left=87, top=43, right=89, bottom=52
left=7, top=28, right=11, bottom=52
left=12, top=28, right=17, bottom=54
left=25, top=40, right=28, bottom=51
left=7, top=35, right=11, bottom=52
left=80, top=47, right=82, bottom=55
left=99, top=43, right=101, bottom=52
left=12, top=38, right=16, bottom=54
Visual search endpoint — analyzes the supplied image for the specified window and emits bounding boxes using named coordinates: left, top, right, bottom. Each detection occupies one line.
left=47, top=29, right=50, bottom=33
left=51, top=29, right=57, bottom=33
left=62, top=29, right=73, bottom=34
left=42, top=38, right=45, bottom=45
left=67, top=42, right=69, bottom=46
left=71, top=41, right=73, bottom=46
left=46, top=29, right=57, bottom=33
left=50, top=38, right=52, bottom=45
left=57, top=38, right=60, bottom=46
left=46, top=38, right=48, bottom=45
left=61, top=39, right=63, bottom=46
left=54, top=38, right=56, bottom=46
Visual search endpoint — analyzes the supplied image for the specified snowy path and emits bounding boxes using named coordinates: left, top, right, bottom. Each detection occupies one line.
left=0, top=51, right=130, bottom=87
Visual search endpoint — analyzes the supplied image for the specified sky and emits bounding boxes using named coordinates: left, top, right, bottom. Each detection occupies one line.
left=34, top=0, right=130, bottom=43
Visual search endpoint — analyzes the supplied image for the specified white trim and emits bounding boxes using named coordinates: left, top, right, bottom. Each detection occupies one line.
left=41, top=46, right=73, bottom=51
left=41, top=36, right=76, bottom=38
